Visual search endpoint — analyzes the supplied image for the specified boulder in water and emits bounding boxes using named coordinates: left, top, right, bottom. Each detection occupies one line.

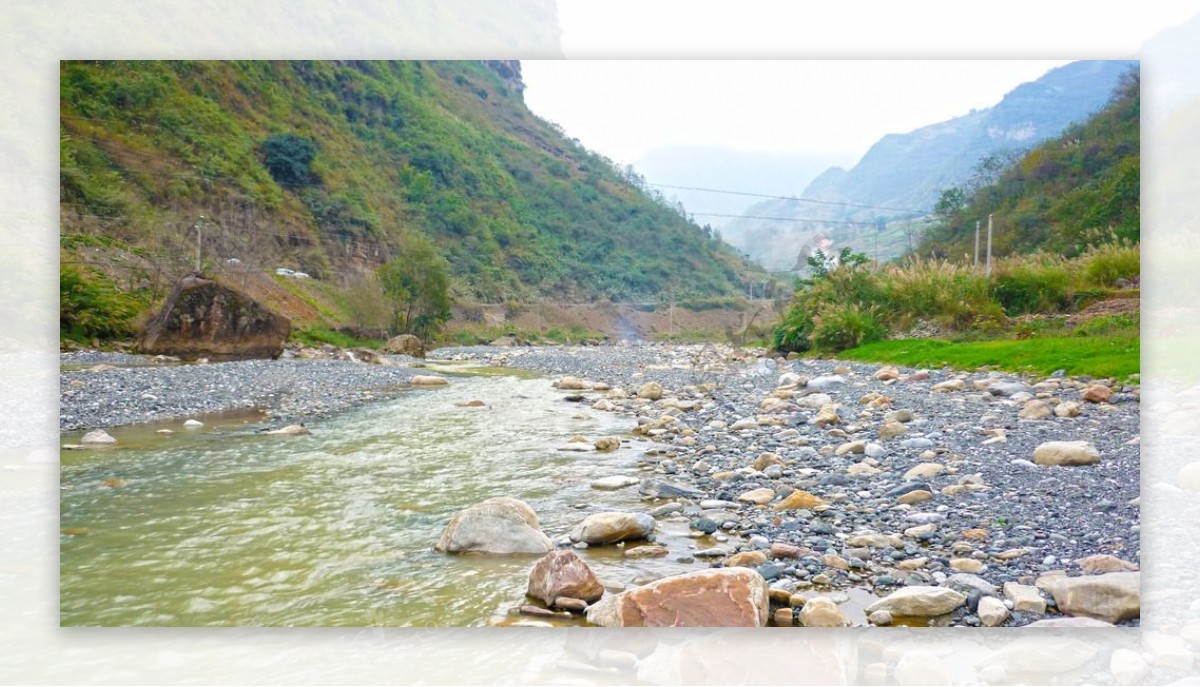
left=570, top=512, right=655, bottom=544
left=435, top=497, right=554, bottom=555
left=526, top=550, right=604, bottom=605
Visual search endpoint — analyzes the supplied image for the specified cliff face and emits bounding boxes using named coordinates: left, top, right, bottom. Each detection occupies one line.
left=482, top=60, right=524, bottom=96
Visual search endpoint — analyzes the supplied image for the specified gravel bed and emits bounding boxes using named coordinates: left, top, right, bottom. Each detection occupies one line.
left=439, top=342, right=1142, bottom=627
left=60, top=356, right=426, bottom=431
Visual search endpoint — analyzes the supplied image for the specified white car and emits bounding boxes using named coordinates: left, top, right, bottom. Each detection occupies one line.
left=275, top=268, right=295, bottom=277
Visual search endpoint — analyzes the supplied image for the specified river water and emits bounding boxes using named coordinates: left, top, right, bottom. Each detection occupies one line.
left=59, top=364, right=705, bottom=627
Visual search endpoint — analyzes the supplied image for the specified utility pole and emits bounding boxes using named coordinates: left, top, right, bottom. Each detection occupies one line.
left=193, top=215, right=205, bottom=273
left=974, top=220, right=981, bottom=267
left=985, top=213, right=993, bottom=277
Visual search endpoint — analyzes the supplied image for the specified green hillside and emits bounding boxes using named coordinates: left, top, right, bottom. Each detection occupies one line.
left=917, top=67, right=1139, bottom=258
left=60, top=60, right=753, bottom=321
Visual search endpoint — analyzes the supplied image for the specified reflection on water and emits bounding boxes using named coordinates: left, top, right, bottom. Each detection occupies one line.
left=60, top=372, right=703, bottom=626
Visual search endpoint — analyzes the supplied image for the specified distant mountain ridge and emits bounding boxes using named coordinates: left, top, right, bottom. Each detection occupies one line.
left=724, top=60, right=1137, bottom=269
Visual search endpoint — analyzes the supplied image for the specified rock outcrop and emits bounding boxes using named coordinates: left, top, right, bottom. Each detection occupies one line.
left=138, top=274, right=289, bottom=360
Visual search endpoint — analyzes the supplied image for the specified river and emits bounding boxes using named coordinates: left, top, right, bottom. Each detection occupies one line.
left=59, top=364, right=706, bottom=627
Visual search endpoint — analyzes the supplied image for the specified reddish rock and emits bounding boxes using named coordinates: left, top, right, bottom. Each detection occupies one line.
left=585, top=568, right=769, bottom=627
left=770, top=542, right=807, bottom=559
left=903, top=371, right=930, bottom=383
left=526, top=550, right=605, bottom=605
left=138, top=274, right=289, bottom=360
left=1083, top=384, right=1114, bottom=403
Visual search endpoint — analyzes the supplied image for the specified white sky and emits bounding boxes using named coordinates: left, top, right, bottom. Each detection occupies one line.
left=522, top=2, right=1197, bottom=167
left=524, top=60, right=1074, bottom=165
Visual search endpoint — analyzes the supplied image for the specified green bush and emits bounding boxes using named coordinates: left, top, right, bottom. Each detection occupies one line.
left=60, top=264, right=143, bottom=342
left=990, top=257, right=1072, bottom=315
left=809, top=302, right=887, bottom=352
left=261, top=133, right=318, bottom=186
left=1082, top=242, right=1139, bottom=287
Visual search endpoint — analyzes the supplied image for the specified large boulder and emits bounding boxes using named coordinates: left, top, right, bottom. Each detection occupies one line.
left=138, top=274, right=289, bottom=360
left=382, top=334, right=425, bottom=357
left=434, top=497, right=553, bottom=555
left=526, top=550, right=604, bottom=605
left=585, top=568, right=769, bottom=627
left=570, top=512, right=656, bottom=544
left=1047, top=572, right=1140, bottom=623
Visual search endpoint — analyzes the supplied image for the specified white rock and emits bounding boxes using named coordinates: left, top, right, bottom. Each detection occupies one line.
left=978, top=596, right=1009, bottom=627
left=80, top=429, right=116, bottom=444
left=1003, top=582, right=1046, bottom=613
left=590, top=476, right=639, bottom=490
left=1032, top=440, right=1100, bottom=466
left=865, top=586, right=965, bottom=616
left=411, top=375, right=449, bottom=386
left=184, top=419, right=204, bottom=428
left=264, top=424, right=309, bottom=435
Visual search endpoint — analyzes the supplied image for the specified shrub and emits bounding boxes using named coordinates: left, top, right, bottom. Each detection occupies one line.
left=990, top=255, right=1072, bottom=315
left=261, top=133, right=318, bottom=186
left=880, top=259, right=995, bottom=330
left=1081, top=241, right=1139, bottom=287
left=60, top=264, right=142, bottom=342
left=809, top=302, right=887, bottom=352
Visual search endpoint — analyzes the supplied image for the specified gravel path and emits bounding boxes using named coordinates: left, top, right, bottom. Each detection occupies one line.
left=434, top=342, right=1142, bottom=627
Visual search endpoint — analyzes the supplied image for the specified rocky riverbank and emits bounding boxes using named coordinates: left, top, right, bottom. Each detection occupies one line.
left=432, top=342, right=1141, bottom=627
left=59, top=341, right=1141, bottom=627
left=59, top=347, right=427, bottom=432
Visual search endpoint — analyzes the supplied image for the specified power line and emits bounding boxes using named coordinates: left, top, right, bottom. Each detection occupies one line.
left=693, top=212, right=884, bottom=226
left=648, top=182, right=928, bottom=215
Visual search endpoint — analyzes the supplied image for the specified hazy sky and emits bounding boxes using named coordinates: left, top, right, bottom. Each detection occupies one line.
left=522, top=2, right=1195, bottom=169
left=524, top=60, right=1074, bottom=166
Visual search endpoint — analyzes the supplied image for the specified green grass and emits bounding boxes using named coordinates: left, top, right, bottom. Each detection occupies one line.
left=839, top=334, right=1139, bottom=380
left=291, top=325, right=383, bottom=349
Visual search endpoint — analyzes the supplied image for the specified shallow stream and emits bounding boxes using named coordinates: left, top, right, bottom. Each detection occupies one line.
left=60, top=365, right=707, bottom=626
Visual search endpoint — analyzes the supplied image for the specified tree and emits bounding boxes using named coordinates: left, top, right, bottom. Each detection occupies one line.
left=378, top=235, right=452, bottom=341
left=261, top=133, right=317, bottom=186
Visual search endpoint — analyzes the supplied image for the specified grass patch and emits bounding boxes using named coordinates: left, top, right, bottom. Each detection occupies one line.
left=839, top=334, right=1139, bottom=380
left=291, top=325, right=383, bottom=349
left=651, top=328, right=724, bottom=343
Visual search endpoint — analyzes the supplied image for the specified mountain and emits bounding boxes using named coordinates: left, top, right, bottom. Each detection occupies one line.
left=59, top=60, right=753, bottom=316
left=631, top=146, right=846, bottom=227
left=724, top=60, right=1137, bottom=270
left=917, top=68, right=1139, bottom=258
